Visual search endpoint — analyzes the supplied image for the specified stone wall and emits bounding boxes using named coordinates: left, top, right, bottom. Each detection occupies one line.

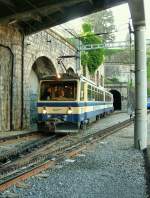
left=104, top=63, right=135, bottom=111
left=0, top=25, right=22, bottom=131
left=104, top=63, right=135, bottom=83
left=0, top=26, right=77, bottom=131
left=23, top=29, right=77, bottom=129
left=105, top=83, right=128, bottom=111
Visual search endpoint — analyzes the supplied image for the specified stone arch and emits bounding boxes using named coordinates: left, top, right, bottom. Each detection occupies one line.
left=67, top=67, right=75, bottom=75
left=29, top=56, right=56, bottom=127
left=110, top=89, right=122, bottom=110
left=31, top=56, right=56, bottom=79
left=27, top=51, right=59, bottom=78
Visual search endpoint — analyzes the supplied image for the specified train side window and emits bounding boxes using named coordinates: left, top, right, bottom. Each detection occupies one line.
left=105, top=93, right=107, bottom=101
left=99, top=90, right=101, bottom=101
left=80, top=82, right=84, bottom=101
left=96, top=88, right=98, bottom=101
left=101, top=91, right=104, bottom=101
left=95, top=89, right=97, bottom=101
left=99, top=90, right=102, bottom=101
left=106, top=93, right=109, bottom=101
left=98, top=90, right=101, bottom=101
left=92, top=86, right=95, bottom=101
left=88, top=85, right=92, bottom=100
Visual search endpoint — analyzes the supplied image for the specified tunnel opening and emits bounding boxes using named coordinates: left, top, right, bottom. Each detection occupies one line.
left=29, top=56, right=56, bottom=127
left=110, top=90, right=122, bottom=110
left=67, top=67, right=75, bottom=75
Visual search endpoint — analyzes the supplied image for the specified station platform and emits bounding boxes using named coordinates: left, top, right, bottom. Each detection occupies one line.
left=1, top=112, right=149, bottom=198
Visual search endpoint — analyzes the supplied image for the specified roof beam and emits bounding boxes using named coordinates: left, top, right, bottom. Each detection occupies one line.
left=23, top=0, right=127, bottom=35
left=0, top=0, right=89, bottom=24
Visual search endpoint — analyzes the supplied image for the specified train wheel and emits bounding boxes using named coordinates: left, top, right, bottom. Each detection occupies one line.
left=80, top=122, right=86, bottom=130
left=96, top=115, right=99, bottom=121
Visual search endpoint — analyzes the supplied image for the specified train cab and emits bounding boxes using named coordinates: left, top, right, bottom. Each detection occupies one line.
left=37, top=74, right=113, bottom=133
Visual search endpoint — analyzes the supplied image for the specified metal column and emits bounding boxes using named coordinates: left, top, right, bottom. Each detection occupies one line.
left=134, top=25, right=147, bottom=150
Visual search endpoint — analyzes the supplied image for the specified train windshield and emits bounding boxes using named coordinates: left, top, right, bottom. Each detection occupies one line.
left=40, top=81, right=77, bottom=101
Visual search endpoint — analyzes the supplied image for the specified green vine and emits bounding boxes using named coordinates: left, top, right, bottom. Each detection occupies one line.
left=81, top=23, right=104, bottom=74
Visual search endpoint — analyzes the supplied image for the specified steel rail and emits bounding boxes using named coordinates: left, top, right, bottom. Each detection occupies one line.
left=0, top=131, right=38, bottom=143
left=0, top=134, right=60, bottom=163
left=0, top=118, right=134, bottom=192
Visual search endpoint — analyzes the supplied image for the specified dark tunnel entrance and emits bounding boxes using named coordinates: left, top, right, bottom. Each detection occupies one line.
left=110, top=90, right=122, bottom=110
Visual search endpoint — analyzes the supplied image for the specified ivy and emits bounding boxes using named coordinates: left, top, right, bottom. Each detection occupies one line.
left=81, top=23, right=104, bottom=74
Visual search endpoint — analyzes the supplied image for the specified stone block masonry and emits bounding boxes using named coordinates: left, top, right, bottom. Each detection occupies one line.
left=0, top=25, right=77, bottom=131
left=0, top=25, right=22, bottom=131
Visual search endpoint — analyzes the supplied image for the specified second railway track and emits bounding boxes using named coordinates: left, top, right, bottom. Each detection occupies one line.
left=0, top=117, right=133, bottom=192
left=0, top=133, right=64, bottom=163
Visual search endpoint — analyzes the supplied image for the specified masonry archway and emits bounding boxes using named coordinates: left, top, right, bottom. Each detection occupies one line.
left=110, top=90, right=122, bottom=110
left=29, top=56, right=56, bottom=126
left=67, top=67, right=75, bottom=75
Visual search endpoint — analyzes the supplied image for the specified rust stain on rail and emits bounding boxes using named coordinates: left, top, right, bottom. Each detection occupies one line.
left=0, top=118, right=135, bottom=192
left=0, top=160, right=55, bottom=192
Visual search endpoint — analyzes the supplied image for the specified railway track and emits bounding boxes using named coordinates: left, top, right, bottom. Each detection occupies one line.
left=0, top=133, right=63, bottom=163
left=0, top=131, right=39, bottom=143
left=0, top=118, right=133, bottom=192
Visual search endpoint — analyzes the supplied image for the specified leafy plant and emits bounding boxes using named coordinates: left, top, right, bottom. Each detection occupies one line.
left=105, top=77, right=120, bottom=84
left=80, top=23, right=104, bottom=74
left=83, top=10, right=116, bottom=43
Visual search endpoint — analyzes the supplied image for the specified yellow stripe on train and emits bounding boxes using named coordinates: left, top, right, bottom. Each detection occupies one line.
left=38, top=104, right=113, bottom=114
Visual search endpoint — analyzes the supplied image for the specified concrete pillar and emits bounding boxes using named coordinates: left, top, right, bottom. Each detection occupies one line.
left=134, top=25, right=147, bottom=150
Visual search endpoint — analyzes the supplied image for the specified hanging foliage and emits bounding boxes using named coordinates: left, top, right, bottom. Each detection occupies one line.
left=83, top=10, right=116, bottom=43
left=80, top=23, right=104, bottom=74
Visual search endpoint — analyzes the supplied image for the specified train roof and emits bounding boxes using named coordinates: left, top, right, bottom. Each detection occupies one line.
left=40, top=73, right=79, bottom=81
left=40, top=73, right=111, bottom=94
left=40, top=73, right=98, bottom=86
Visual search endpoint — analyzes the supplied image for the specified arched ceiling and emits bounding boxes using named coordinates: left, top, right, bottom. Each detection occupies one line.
left=32, top=56, right=56, bottom=79
left=0, top=0, right=127, bottom=35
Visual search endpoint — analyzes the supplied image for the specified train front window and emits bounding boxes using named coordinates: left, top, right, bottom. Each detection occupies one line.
left=40, top=81, right=77, bottom=101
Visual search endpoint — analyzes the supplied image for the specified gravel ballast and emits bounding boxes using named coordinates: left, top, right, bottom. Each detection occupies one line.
left=1, top=113, right=149, bottom=198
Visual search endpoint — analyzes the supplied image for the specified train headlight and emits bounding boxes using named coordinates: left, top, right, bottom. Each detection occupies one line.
left=42, top=107, right=47, bottom=114
left=67, top=107, right=72, bottom=114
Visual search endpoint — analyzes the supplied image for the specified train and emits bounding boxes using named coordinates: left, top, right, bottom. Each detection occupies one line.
left=37, top=73, right=114, bottom=133
left=148, top=97, right=150, bottom=109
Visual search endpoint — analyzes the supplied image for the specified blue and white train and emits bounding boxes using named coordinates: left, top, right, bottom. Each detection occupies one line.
left=148, top=97, right=150, bottom=109
left=37, top=74, right=113, bottom=133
